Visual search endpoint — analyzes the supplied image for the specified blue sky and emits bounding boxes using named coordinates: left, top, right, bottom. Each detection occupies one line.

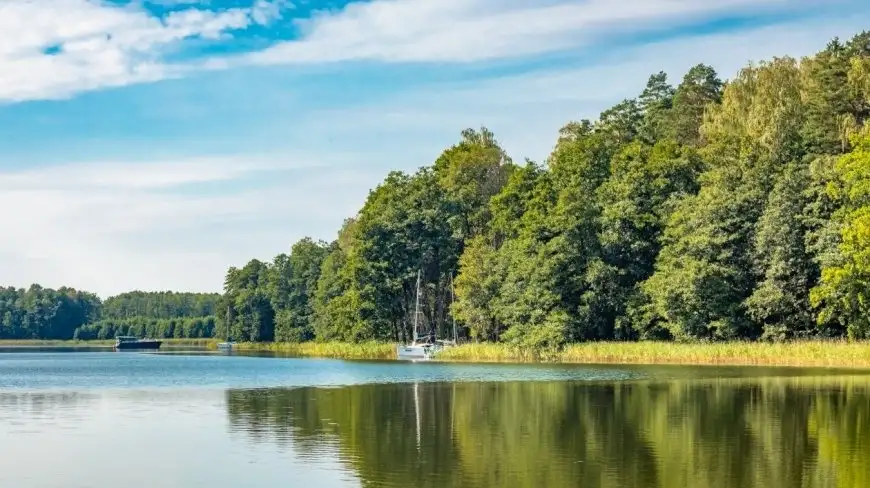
left=1, top=0, right=868, bottom=297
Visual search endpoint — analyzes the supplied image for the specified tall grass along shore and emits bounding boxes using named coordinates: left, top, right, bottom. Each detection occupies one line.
left=228, top=341, right=396, bottom=360
left=436, top=341, right=870, bottom=368
left=4, top=339, right=869, bottom=368
left=229, top=340, right=870, bottom=368
left=0, top=338, right=217, bottom=348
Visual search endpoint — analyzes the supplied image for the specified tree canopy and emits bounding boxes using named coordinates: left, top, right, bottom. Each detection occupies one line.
left=5, top=31, right=870, bottom=348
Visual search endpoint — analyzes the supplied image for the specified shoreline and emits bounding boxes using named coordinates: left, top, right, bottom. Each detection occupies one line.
left=0, top=339, right=216, bottom=348
left=2, top=340, right=869, bottom=368
left=227, top=340, right=870, bottom=368
left=439, top=341, right=870, bottom=368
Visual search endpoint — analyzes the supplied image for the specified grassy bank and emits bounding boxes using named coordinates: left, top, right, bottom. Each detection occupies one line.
left=229, top=341, right=396, bottom=360
left=437, top=341, right=870, bottom=368
left=3, top=339, right=869, bottom=368
left=223, top=340, right=870, bottom=367
left=0, top=338, right=217, bottom=348
left=0, top=339, right=114, bottom=347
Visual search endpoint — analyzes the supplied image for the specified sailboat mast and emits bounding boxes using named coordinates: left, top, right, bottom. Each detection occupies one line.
left=225, top=304, right=231, bottom=342
left=413, top=270, right=421, bottom=343
left=450, top=273, right=457, bottom=343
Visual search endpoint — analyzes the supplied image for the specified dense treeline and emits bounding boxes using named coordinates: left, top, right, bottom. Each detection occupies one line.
left=4, top=33, right=869, bottom=347
left=73, top=315, right=217, bottom=340
left=0, top=285, right=100, bottom=340
left=220, top=32, right=870, bottom=350
left=0, top=286, right=218, bottom=340
left=101, top=291, right=220, bottom=320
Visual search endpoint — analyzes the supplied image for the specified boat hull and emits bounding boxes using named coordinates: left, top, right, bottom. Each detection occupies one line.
left=114, top=340, right=162, bottom=350
left=396, top=344, right=438, bottom=361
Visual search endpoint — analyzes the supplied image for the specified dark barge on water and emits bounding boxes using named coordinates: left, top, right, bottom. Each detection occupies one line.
left=114, top=336, right=162, bottom=350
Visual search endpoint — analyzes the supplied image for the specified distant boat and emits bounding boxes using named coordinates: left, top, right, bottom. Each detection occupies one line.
left=396, top=271, right=458, bottom=361
left=217, top=308, right=236, bottom=351
left=114, top=336, right=162, bottom=350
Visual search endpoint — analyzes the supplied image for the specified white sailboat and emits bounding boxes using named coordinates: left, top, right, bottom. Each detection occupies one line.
left=217, top=338, right=235, bottom=351
left=396, top=271, right=458, bottom=360
left=397, top=271, right=437, bottom=360
left=217, top=307, right=236, bottom=351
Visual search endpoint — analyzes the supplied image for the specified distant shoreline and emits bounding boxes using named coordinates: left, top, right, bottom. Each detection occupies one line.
left=0, top=338, right=215, bottom=348
left=3, top=339, right=869, bottom=369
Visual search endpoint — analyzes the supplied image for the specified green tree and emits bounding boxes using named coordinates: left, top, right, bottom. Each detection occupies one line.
left=745, top=163, right=818, bottom=340
left=638, top=72, right=675, bottom=144
left=597, top=140, right=703, bottom=338
left=667, top=64, right=723, bottom=146
left=270, top=238, right=329, bottom=342
left=348, top=169, right=462, bottom=342
left=433, top=127, right=513, bottom=241
left=810, top=133, right=870, bottom=338
left=220, top=259, right=275, bottom=342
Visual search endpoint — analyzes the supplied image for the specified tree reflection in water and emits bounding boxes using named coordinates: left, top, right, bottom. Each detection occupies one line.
left=226, top=376, right=870, bottom=488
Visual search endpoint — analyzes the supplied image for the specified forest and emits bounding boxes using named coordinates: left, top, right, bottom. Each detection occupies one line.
left=0, top=287, right=219, bottom=340
left=218, top=31, right=870, bottom=350
left=2, top=32, right=869, bottom=349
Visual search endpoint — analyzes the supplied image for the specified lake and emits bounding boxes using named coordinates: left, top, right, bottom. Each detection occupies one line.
left=0, top=349, right=868, bottom=488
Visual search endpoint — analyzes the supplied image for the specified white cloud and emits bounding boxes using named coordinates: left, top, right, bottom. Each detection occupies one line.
left=0, top=0, right=846, bottom=102
left=0, top=0, right=284, bottom=102
left=0, top=157, right=316, bottom=191
left=247, top=0, right=795, bottom=64
left=2, top=3, right=868, bottom=296
left=0, top=157, right=370, bottom=296
left=301, top=13, right=869, bottom=162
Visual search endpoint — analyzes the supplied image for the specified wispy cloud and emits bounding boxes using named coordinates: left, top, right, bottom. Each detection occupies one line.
left=292, top=13, right=870, bottom=162
left=0, top=157, right=313, bottom=190
left=2, top=1, right=868, bottom=296
left=247, top=0, right=796, bottom=64
left=0, top=156, right=368, bottom=295
left=0, top=0, right=846, bottom=103
left=0, top=0, right=286, bottom=102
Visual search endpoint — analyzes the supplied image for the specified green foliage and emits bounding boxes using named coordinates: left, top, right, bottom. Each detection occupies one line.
left=433, top=126, right=513, bottom=240
left=746, top=163, right=818, bottom=340
left=637, top=71, right=676, bottom=144
left=219, top=259, right=275, bottom=342
left=0, top=286, right=217, bottom=341
left=667, top=64, right=723, bottom=146
left=101, top=291, right=220, bottom=319
left=452, top=236, right=504, bottom=341
left=74, top=316, right=216, bottom=340
left=212, top=31, right=870, bottom=354
left=0, top=285, right=99, bottom=340
left=312, top=242, right=368, bottom=342
left=811, top=133, right=870, bottom=338
left=269, top=238, right=330, bottom=342
left=13, top=31, right=870, bottom=354
left=643, top=166, right=757, bottom=340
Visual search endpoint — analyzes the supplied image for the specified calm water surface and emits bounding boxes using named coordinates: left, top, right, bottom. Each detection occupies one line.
left=0, top=350, right=868, bottom=488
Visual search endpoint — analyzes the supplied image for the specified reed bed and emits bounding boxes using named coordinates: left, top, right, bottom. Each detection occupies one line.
left=436, top=342, right=542, bottom=362
left=0, top=338, right=217, bottom=348
left=0, top=339, right=114, bottom=347
left=439, top=340, right=870, bottom=368
left=231, top=341, right=396, bottom=360
left=161, top=338, right=219, bottom=347
left=4, top=338, right=869, bottom=368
